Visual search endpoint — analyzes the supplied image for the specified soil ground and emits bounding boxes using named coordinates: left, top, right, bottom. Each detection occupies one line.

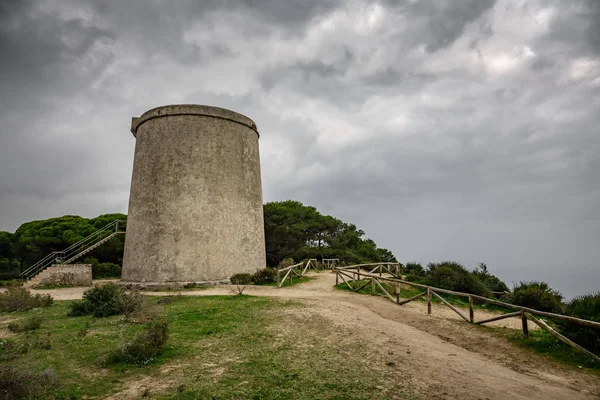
left=17, top=272, right=600, bottom=399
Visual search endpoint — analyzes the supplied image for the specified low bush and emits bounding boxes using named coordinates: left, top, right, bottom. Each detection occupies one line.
left=560, top=291, right=600, bottom=353
left=277, top=258, right=296, bottom=269
left=84, top=257, right=122, bottom=279
left=0, top=362, right=59, bottom=400
left=120, top=289, right=150, bottom=322
left=78, top=283, right=125, bottom=318
left=510, top=281, right=563, bottom=313
left=0, top=280, right=22, bottom=288
left=472, top=263, right=509, bottom=293
left=68, top=300, right=92, bottom=317
left=8, top=315, right=42, bottom=333
left=230, top=273, right=252, bottom=285
left=0, top=339, right=29, bottom=361
left=251, top=268, right=276, bottom=285
left=0, top=286, right=53, bottom=312
left=68, top=284, right=151, bottom=321
left=425, top=262, right=491, bottom=297
left=404, top=262, right=425, bottom=277
left=105, top=318, right=169, bottom=365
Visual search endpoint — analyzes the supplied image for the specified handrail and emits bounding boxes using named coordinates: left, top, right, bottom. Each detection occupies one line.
left=276, top=262, right=303, bottom=288
left=19, top=220, right=126, bottom=280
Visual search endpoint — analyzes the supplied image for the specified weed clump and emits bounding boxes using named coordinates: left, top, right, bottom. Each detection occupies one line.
left=0, top=286, right=53, bottom=312
left=0, top=362, right=59, bottom=400
left=230, top=273, right=252, bottom=285
left=8, top=315, right=42, bottom=333
left=251, top=268, right=276, bottom=285
left=0, top=339, right=29, bottom=361
left=105, top=318, right=169, bottom=365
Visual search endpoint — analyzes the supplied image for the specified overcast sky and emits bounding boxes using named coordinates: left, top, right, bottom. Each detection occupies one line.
left=1, top=0, right=599, bottom=297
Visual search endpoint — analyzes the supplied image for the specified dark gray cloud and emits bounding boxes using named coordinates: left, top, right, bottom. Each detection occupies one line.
left=1, top=0, right=599, bottom=298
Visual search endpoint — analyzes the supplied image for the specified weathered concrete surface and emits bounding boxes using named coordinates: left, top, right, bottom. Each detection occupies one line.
left=121, top=105, right=266, bottom=285
left=25, top=264, right=92, bottom=288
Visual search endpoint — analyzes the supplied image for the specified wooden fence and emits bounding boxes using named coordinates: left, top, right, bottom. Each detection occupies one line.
left=276, top=262, right=304, bottom=288
left=335, top=264, right=600, bottom=363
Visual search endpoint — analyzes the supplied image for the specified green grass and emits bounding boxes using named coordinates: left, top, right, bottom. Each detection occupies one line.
left=31, top=284, right=79, bottom=290
left=265, top=274, right=313, bottom=287
left=0, top=294, right=414, bottom=399
left=487, top=325, right=600, bottom=371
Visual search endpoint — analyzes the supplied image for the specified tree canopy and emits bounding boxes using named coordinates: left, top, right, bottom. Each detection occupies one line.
left=264, top=200, right=396, bottom=267
left=1, top=214, right=126, bottom=277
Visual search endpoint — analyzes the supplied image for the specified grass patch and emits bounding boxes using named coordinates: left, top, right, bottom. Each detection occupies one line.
left=488, top=325, right=600, bottom=371
left=266, top=275, right=314, bottom=287
left=0, top=294, right=412, bottom=399
left=31, top=284, right=77, bottom=290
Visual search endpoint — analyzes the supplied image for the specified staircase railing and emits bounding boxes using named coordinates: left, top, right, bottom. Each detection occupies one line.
left=20, top=220, right=126, bottom=280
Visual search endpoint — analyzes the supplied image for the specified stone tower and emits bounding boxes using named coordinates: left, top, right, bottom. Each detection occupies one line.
left=121, top=105, right=266, bottom=286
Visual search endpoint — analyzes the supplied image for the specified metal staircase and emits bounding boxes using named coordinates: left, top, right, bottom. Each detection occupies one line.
left=19, top=220, right=126, bottom=280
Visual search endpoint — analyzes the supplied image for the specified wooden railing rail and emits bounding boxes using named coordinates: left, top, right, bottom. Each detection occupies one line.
left=276, top=262, right=303, bottom=288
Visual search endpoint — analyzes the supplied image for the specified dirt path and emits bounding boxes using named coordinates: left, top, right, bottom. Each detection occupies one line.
left=28, top=272, right=600, bottom=399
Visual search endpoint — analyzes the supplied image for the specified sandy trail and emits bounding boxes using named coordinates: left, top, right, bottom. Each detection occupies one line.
left=26, top=272, right=600, bottom=399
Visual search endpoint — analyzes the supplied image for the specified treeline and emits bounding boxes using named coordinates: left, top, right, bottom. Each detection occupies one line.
left=0, top=200, right=396, bottom=279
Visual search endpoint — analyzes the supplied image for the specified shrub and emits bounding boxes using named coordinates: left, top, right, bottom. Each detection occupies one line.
left=8, top=316, right=42, bottom=333
left=68, top=284, right=150, bottom=320
left=0, top=362, right=59, bottom=399
left=251, top=268, right=276, bottom=285
left=0, top=280, right=22, bottom=288
left=84, top=257, right=122, bottom=279
left=425, top=262, right=491, bottom=297
left=0, top=339, right=29, bottom=361
left=230, top=273, right=252, bottom=285
left=81, top=283, right=125, bottom=318
left=277, top=258, right=296, bottom=269
left=120, top=289, right=150, bottom=322
left=405, top=262, right=425, bottom=276
left=105, top=318, right=169, bottom=365
left=68, top=300, right=92, bottom=317
left=510, top=281, right=563, bottom=313
left=560, top=291, right=600, bottom=353
left=472, top=263, right=509, bottom=293
left=0, top=287, right=53, bottom=312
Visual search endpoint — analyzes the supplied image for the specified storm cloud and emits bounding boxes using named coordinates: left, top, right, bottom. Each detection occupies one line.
left=1, top=0, right=599, bottom=297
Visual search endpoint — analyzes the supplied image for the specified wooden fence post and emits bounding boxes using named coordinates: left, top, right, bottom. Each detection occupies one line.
left=427, top=287, right=432, bottom=315
left=277, top=269, right=281, bottom=288
left=336, top=271, right=339, bottom=286
left=396, top=283, right=400, bottom=304
left=372, top=279, right=376, bottom=296
left=469, top=296, right=474, bottom=323
left=521, top=310, right=529, bottom=339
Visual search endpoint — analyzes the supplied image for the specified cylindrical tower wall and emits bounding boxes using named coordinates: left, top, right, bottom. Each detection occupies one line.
left=121, top=104, right=266, bottom=285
